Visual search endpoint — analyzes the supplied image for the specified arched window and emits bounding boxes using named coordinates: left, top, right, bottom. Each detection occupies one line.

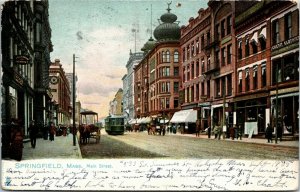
left=166, top=50, right=170, bottom=62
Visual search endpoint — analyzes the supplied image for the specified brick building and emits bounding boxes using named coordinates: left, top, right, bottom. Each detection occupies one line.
left=49, top=59, right=71, bottom=125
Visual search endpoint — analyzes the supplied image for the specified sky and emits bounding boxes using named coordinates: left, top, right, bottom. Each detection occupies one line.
left=49, top=0, right=208, bottom=120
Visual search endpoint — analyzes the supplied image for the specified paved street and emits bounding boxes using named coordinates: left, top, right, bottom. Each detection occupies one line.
left=81, top=131, right=298, bottom=160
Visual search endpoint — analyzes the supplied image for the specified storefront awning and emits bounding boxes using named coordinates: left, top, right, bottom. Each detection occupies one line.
left=170, top=109, right=197, bottom=123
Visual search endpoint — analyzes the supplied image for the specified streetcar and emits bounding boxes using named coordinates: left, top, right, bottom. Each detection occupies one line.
left=79, top=110, right=101, bottom=144
left=104, top=115, right=125, bottom=135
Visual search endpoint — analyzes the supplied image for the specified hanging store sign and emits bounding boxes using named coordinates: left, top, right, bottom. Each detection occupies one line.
left=14, top=55, right=30, bottom=65
left=14, top=73, right=23, bottom=86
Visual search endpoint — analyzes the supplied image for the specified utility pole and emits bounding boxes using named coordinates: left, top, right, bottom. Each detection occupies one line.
left=72, top=54, right=77, bottom=146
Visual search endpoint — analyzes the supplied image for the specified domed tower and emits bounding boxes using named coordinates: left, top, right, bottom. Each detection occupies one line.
left=153, top=2, right=180, bottom=42
left=141, top=37, right=156, bottom=53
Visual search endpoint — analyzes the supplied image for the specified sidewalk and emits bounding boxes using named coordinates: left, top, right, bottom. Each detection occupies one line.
left=22, top=134, right=82, bottom=160
left=172, top=131, right=299, bottom=148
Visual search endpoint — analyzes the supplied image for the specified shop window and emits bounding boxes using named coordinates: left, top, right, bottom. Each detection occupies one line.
left=174, top=50, right=179, bottom=62
left=272, top=59, right=282, bottom=84
left=285, top=13, right=292, bottom=40
left=272, top=20, right=280, bottom=44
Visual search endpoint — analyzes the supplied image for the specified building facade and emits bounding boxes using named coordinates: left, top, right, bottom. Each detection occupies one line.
left=49, top=59, right=71, bottom=125
left=109, top=88, right=123, bottom=116
left=122, top=51, right=143, bottom=121
left=133, top=4, right=182, bottom=123
left=1, top=0, right=52, bottom=158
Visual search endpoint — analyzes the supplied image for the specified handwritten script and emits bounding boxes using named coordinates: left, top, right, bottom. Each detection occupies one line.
left=2, top=159, right=298, bottom=191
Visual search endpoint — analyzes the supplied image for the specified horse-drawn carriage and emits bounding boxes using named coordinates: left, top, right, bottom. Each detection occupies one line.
left=79, top=110, right=101, bottom=144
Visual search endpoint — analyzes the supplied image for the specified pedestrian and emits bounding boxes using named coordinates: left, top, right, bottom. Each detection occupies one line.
left=180, top=124, right=184, bottom=134
left=195, top=120, right=200, bottom=137
left=265, top=123, right=273, bottom=143
left=29, top=120, right=38, bottom=148
left=277, top=123, right=283, bottom=142
left=207, top=126, right=211, bottom=138
left=49, top=122, right=56, bottom=141
left=162, top=124, right=166, bottom=136
left=229, top=124, right=236, bottom=140
left=10, top=119, right=23, bottom=161
left=147, top=123, right=151, bottom=135
left=237, top=125, right=243, bottom=140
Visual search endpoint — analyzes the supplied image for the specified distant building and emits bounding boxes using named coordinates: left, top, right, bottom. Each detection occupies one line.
left=122, top=51, right=144, bottom=122
left=109, top=88, right=123, bottom=116
left=49, top=59, right=71, bottom=125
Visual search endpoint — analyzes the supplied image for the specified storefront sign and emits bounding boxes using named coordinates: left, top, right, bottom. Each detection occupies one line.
left=271, top=36, right=299, bottom=52
left=14, top=55, right=30, bottom=65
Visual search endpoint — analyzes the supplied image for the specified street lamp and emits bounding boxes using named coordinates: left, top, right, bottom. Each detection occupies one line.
left=72, top=54, right=78, bottom=146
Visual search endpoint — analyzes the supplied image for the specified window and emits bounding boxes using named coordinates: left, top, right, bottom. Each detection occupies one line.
left=187, top=45, right=190, bottom=59
left=245, top=69, right=250, bottom=91
left=207, top=31, right=211, bottom=46
left=174, top=82, right=179, bottom=93
left=261, top=64, right=266, bottom=87
left=201, top=82, right=204, bottom=96
left=227, top=75, right=232, bottom=96
left=201, top=35, right=204, bottom=50
left=251, top=41, right=257, bottom=54
left=166, top=82, right=170, bottom=92
left=207, top=81, right=210, bottom=98
left=201, top=59, right=204, bottom=74
left=183, top=67, right=186, bottom=82
left=238, top=71, right=242, bottom=92
left=166, top=50, right=170, bottom=62
left=191, top=86, right=194, bottom=102
left=183, top=48, right=186, bottom=61
left=253, top=66, right=258, bottom=90
left=215, top=24, right=220, bottom=40
left=174, top=51, right=179, bottom=62
left=273, top=20, right=280, bottom=44
left=221, top=77, right=225, bottom=97
left=221, top=20, right=225, bottom=38
left=238, top=40, right=242, bottom=59
left=245, top=38, right=250, bottom=57
left=221, top=47, right=226, bottom=66
left=285, top=13, right=292, bottom=40
left=227, top=15, right=232, bottom=35
left=191, top=42, right=195, bottom=56
left=162, top=51, right=165, bottom=62
left=196, top=84, right=199, bottom=101
left=166, top=98, right=170, bottom=109
left=227, top=44, right=232, bottom=64
left=196, top=38, right=199, bottom=53
left=187, top=66, right=190, bottom=80
left=174, top=67, right=179, bottom=76
left=174, top=99, right=179, bottom=108
left=259, top=37, right=266, bottom=51
left=191, top=63, right=194, bottom=79
left=215, top=79, right=221, bottom=97
left=196, top=60, right=199, bottom=77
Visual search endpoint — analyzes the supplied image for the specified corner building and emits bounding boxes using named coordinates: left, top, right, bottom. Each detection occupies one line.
left=134, top=4, right=181, bottom=122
